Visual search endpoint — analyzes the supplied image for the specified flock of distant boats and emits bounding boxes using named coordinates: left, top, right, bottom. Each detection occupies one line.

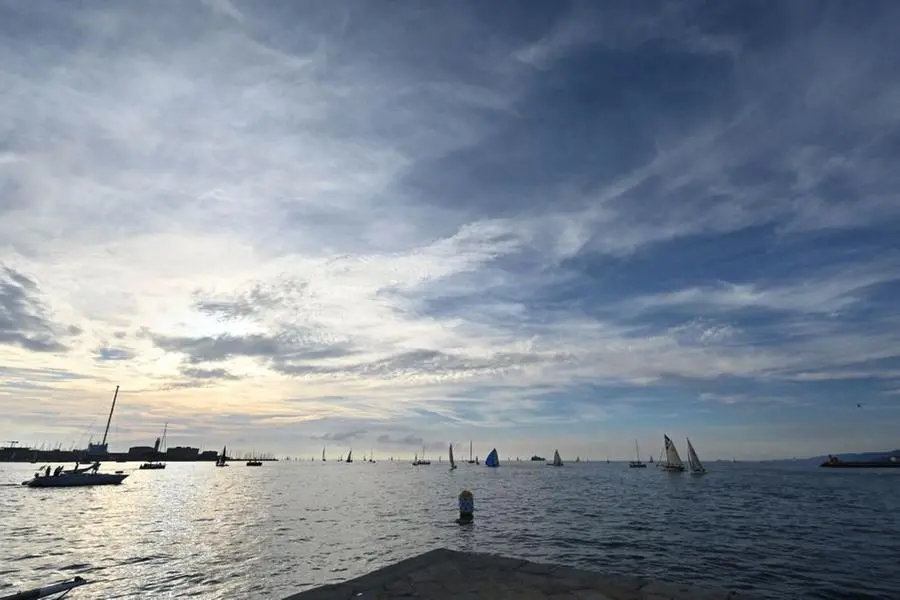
left=14, top=386, right=899, bottom=488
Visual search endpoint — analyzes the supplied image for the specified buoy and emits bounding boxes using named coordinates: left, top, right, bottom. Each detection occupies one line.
left=457, top=490, right=474, bottom=525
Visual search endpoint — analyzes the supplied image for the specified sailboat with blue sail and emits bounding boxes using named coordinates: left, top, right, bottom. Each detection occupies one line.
left=485, top=448, right=499, bottom=468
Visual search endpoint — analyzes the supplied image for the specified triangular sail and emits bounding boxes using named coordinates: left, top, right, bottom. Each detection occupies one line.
left=485, top=448, right=499, bottom=467
left=664, top=435, right=684, bottom=468
left=449, top=444, right=457, bottom=469
left=322, top=446, right=325, bottom=461
left=687, top=438, right=705, bottom=472
left=552, top=449, right=562, bottom=466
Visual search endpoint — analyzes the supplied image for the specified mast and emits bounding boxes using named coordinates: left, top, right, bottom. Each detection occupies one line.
left=469, top=440, right=473, bottom=461
left=100, top=386, right=119, bottom=446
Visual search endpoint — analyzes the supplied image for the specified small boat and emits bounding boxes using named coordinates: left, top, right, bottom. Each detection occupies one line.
left=820, top=455, right=900, bottom=468
left=368, top=449, right=376, bottom=463
left=345, top=449, right=353, bottom=463
left=547, top=449, right=563, bottom=467
left=485, top=448, right=499, bottom=468
left=139, top=423, right=168, bottom=470
left=412, top=446, right=431, bottom=465
left=659, top=434, right=686, bottom=472
left=466, top=440, right=476, bottom=464
left=530, top=455, right=545, bottom=462
left=215, top=446, right=228, bottom=467
left=23, top=462, right=128, bottom=488
left=0, top=576, right=88, bottom=599
left=686, top=437, right=706, bottom=474
left=321, top=446, right=326, bottom=462
left=629, top=440, right=646, bottom=468
left=246, top=459, right=262, bottom=466
left=449, top=443, right=457, bottom=471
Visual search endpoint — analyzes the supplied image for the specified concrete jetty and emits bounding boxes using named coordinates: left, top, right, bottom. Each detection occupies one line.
left=284, top=548, right=758, bottom=600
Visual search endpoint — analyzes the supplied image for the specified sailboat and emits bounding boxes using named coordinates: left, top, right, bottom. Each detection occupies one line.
left=466, top=440, right=476, bottom=464
left=547, top=449, right=563, bottom=467
left=686, top=437, right=707, bottom=474
left=659, top=434, right=686, bottom=472
left=413, top=446, right=431, bottom=465
left=322, top=446, right=326, bottom=462
left=449, top=443, right=457, bottom=471
left=345, top=449, right=353, bottom=463
left=215, top=446, right=228, bottom=467
left=23, top=387, right=129, bottom=488
left=246, top=452, right=263, bottom=466
left=485, top=448, right=499, bottom=468
left=368, top=449, right=375, bottom=463
left=628, top=440, right=646, bottom=468
left=140, top=423, right=168, bottom=470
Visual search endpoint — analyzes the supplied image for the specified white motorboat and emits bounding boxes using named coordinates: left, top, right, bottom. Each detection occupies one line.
left=23, top=462, right=128, bottom=488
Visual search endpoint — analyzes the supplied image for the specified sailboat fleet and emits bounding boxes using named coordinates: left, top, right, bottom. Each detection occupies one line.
left=656, top=434, right=706, bottom=474
left=21, top=384, right=712, bottom=491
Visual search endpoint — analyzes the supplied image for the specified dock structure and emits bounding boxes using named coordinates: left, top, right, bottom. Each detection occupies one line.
left=284, top=548, right=757, bottom=600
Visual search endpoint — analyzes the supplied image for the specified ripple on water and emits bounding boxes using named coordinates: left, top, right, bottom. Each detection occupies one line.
left=2, top=462, right=900, bottom=599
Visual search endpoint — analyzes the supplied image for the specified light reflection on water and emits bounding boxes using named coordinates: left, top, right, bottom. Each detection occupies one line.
left=1, top=461, right=898, bottom=600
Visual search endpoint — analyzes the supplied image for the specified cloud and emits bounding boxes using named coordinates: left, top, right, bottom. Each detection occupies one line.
left=321, top=430, right=367, bottom=442
left=180, top=367, right=239, bottom=381
left=2, top=2, right=900, bottom=459
left=0, top=265, right=75, bottom=352
left=94, top=346, right=135, bottom=361
left=376, top=434, right=424, bottom=447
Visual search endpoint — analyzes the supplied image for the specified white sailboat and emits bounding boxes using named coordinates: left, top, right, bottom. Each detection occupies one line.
left=449, top=443, right=457, bottom=471
left=547, top=449, right=563, bottom=467
left=660, top=434, right=686, bottom=472
left=686, top=437, right=707, bottom=474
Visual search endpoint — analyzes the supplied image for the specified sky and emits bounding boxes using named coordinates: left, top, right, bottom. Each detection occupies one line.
left=1, top=0, right=899, bottom=461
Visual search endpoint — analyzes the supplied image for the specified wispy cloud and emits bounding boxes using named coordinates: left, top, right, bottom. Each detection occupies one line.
left=2, top=1, right=900, bottom=459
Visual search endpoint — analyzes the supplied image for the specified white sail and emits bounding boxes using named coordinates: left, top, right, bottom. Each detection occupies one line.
left=687, top=437, right=705, bottom=473
left=552, top=449, right=563, bottom=466
left=449, top=444, right=457, bottom=469
left=663, top=435, right=684, bottom=468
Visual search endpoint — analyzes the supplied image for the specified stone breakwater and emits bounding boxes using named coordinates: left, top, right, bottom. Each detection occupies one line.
left=283, top=548, right=759, bottom=600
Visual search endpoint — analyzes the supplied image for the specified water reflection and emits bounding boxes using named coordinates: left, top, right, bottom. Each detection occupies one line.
left=1, top=461, right=899, bottom=600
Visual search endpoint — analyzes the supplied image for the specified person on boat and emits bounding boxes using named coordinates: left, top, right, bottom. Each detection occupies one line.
left=45, top=465, right=51, bottom=477
left=54, top=465, right=63, bottom=476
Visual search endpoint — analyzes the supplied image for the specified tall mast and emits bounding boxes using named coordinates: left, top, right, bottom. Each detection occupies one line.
left=100, top=386, right=119, bottom=446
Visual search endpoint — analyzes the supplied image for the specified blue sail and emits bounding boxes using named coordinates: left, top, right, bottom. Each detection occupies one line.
left=485, top=448, right=499, bottom=468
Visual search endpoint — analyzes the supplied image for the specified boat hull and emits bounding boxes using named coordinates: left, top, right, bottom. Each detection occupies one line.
left=139, top=463, right=166, bottom=470
left=24, top=473, right=128, bottom=487
left=820, top=461, right=900, bottom=468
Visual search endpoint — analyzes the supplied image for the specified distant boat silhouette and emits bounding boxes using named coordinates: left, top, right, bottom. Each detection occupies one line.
left=629, top=440, right=646, bottom=468
left=547, top=449, right=563, bottom=467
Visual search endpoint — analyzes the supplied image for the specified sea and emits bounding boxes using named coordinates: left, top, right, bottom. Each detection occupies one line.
left=1, top=460, right=898, bottom=600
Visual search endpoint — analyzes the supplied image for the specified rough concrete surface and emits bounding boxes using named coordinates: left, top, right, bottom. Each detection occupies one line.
left=283, top=549, right=758, bottom=600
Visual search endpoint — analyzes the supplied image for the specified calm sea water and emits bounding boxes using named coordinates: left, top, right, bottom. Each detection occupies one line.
left=1, top=460, right=898, bottom=600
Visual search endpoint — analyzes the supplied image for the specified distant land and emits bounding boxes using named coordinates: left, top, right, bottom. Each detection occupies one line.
left=762, top=450, right=900, bottom=464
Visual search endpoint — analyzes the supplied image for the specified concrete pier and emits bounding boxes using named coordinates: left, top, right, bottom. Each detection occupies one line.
left=284, top=548, right=757, bottom=600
